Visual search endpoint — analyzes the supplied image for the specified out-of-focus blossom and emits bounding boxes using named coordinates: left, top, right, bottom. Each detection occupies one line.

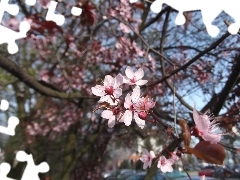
left=140, top=149, right=155, bottom=169
left=123, top=66, right=148, bottom=86
left=119, top=22, right=131, bottom=33
left=169, top=152, right=179, bottom=162
left=91, top=75, right=123, bottom=105
left=193, top=105, right=221, bottom=144
left=157, top=156, right=174, bottom=173
left=200, top=175, right=205, bottom=180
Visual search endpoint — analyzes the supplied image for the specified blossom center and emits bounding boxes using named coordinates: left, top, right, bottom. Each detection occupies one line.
left=130, top=78, right=136, bottom=83
left=105, top=86, right=114, bottom=95
left=161, top=159, right=166, bottom=166
left=113, top=107, right=120, bottom=116
left=138, top=111, right=147, bottom=120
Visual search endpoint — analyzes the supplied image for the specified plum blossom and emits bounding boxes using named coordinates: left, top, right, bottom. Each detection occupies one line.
left=121, top=86, right=145, bottom=128
left=140, top=149, right=155, bottom=169
left=101, top=107, right=121, bottom=128
left=200, top=175, right=206, bottom=180
left=157, top=156, right=174, bottom=173
left=193, top=105, right=221, bottom=144
left=91, top=75, right=123, bottom=105
left=129, top=0, right=138, bottom=3
left=119, top=22, right=131, bottom=33
left=123, top=66, right=148, bottom=86
left=169, top=152, right=179, bottom=162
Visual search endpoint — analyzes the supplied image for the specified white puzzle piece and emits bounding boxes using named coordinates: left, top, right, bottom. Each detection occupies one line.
left=150, top=0, right=240, bottom=37
left=16, top=151, right=50, bottom=180
left=0, top=162, right=16, bottom=180
left=0, top=116, right=19, bottom=136
left=45, top=1, right=65, bottom=26
left=0, top=99, right=19, bottom=136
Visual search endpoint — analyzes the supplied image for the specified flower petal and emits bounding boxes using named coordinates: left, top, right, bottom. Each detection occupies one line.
left=134, top=113, right=145, bottom=129
left=193, top=106, right=208, bottom=131
left=104, top=75, right=114, bottom=86
left=124, top=94, right=132, bottom=109
left=108, top=116, right=115, bottom=128
left=113, top=88, right=122, bottom=98
left=91, top=85, right=105, bottom=96
left=134, top=68, right=144, bottom=80
left=136, top=80, right=148, bottom=86
left=101, top=110, right=113, bottom=119
left=114, top=74, right=123, bottom=88
left=125, top=66, right=134, bottom=79
left=131, top=86, right=140, bottom=103
left=122, top=110, right=132, bottom=126
left=202, top=133, right=221, bottom=144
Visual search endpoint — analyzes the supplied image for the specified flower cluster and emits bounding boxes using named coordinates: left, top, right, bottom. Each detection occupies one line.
left=91, top=66, right=155, bottom=128
left=140, top=149, right=180, bottom=173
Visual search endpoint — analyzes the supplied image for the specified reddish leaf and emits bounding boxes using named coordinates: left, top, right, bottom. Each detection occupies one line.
left=179, top=119, right=191, bottom=146
left=81, top=2, right=96, bottom=25
left=133, top=3, right=145, bottom=10
left=186, top=141, right=226, bottom=165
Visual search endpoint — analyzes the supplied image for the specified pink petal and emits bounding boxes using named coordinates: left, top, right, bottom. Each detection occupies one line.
left=136, top=80, right=148, bottom=86
left=108, top=116, right=115, bottom=128
left=91, top=85, right=105, bottom=96
left=114, top=74, right=123, bottom=88
left=113, top=88, right=122, bottom=98
left=101, top=110, right=113, bottom=119
left=123, top=76, right=130, bottom=84
left=99, top=95, right=110, bottom=103
left=123, top=110, right=132, bottom=126
left=150, top=151, right=155, bottom=158
left=193, top=106, right=208, bottom=131
left=124, top=94, right=132, bottom=109
left=131, top=86, right=140, bottom=103
left=125, top=66, right=134, bottom=79
left=134, top=68, right=144, bottom=80
left=134, top=113, right=145, bottom=129
left=104, top=75, right=114, bottom=86
left=202, top=133, right=221, bottom=144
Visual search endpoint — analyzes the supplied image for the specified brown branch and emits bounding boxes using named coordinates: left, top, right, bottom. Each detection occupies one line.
left=0, top=55, right=95, bottom=99
left=201, top=53, right=240, bottom=115
left=149, top=32, right=231, bottom=87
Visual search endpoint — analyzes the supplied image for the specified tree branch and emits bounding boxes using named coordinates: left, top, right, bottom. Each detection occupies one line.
left=149, top=32, right=231, bottom=86
left=0, top=55, right=95, bottom=99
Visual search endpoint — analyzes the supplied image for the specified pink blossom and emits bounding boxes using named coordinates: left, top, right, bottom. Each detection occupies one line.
left=91, top=74, right=123, bottom=105
left=123, top=66, right=148, bottom=86
left=200, top=175, right=205, bottom=180
left=157, top=156, right=174, bottom=173
left=193, top=105, right=221, bottom=144
left=169, top=152, right=179, bottom=162
left=119, top=22, right=131, bottom=33
left=140, top=149, right=155, bottom=169
left=129, top=0, right=138, bottom=3
left=101, top=107, right=121, bottom=128
left=121, top=86, right=145, bottom=128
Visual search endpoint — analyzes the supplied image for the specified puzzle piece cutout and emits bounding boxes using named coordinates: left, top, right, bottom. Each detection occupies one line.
left=0, top=0, right=32, bottom=54
left=46, top=1, right=82, bottom=24
left=0, top=21, right=30, bottom=54
left=0, top=0, right=19, bottom=22
left=0, top=99, right=9, bottom=111
left=0, top=162, right=16, bottom=180
left=148, top=0, right=240, bottom=37
left=46, top=1, right=65, bottom=26
left=16, top=151, right=49, bottom=180
left=0, top=100, right=19, bottom=136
